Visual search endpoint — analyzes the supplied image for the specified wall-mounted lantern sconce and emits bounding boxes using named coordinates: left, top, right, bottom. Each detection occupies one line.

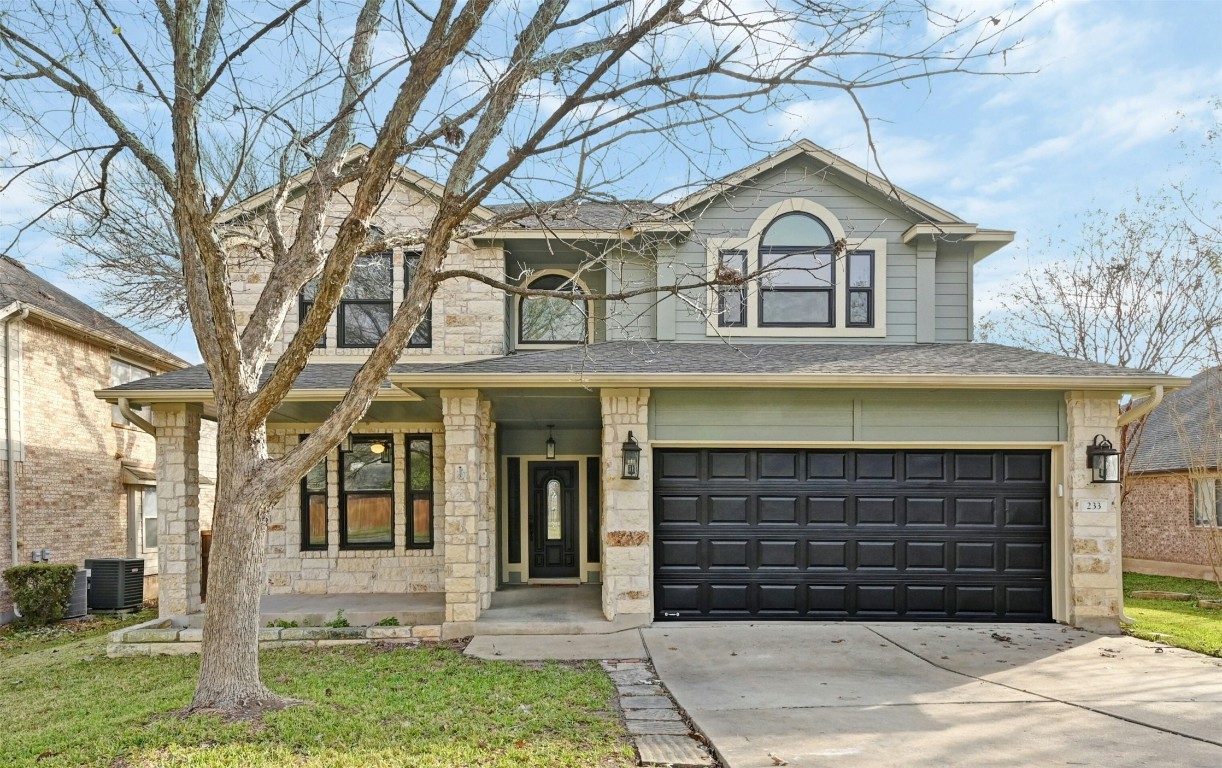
left=1087, top=434, right=1121, bottom=483
left=545, top=425, right=556, bottom=460
left=622, top=431, right=642, bottom=480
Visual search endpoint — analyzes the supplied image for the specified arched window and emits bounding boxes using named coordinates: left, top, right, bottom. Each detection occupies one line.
left=757, top=212, right=835, bottom=327
left=518, top=273, right=589, bottom=344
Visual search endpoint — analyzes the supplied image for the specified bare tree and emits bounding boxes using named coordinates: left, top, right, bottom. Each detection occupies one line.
left=0, top=0, right=1037, bottom=715
left=979, top=189, right=1222, bottom=478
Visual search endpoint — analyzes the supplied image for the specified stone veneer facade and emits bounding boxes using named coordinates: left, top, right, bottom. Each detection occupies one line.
left=599, top=388, right=652, bottom=620
left=1064, top=392, right=1125, bottom=632
left=152, top=403, right=204, bottom=617
left=263, top=425, right=447, bottom=595
left=440, top=390, right=496, bottom=623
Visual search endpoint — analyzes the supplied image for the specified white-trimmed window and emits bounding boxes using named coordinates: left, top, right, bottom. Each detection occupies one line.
left=127, top=485, right=158, bottom=554
left=706, top=199, right=887, bottom=338
left=517, top=271, right=592, bottom=346
left=1193, top=478, right=1222, bottom=527
left=111, top=358, right=151, bottom=426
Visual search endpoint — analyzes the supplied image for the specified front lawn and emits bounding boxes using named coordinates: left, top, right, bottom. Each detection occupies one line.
left=0, top=628, right=633, bottom=768
left=1123, top=572, right=1222, bottom=657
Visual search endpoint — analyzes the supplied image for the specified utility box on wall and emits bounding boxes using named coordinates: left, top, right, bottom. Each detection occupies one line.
left=85, top=558, right=145, bottom=611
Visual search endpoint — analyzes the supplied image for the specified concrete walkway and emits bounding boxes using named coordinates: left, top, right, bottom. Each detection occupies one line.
left=464, top=629, right=647, bottom=660
left=643, top=623, right=1222, bottom=768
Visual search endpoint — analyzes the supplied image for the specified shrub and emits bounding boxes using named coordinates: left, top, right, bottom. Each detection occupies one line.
left=325, top=609, right=350, bottom=628
left=267, top=619, right=299, bottom=628
left=375, top=616, right=400, bottom=626
left=2, top=563, right=79, bottom=626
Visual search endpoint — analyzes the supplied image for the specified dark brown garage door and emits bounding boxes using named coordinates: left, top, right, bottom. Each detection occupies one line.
left=654, top=449, right=1051, bottom=621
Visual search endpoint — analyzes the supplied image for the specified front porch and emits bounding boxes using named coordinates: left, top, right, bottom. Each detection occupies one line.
left=147, top=386, right=654, bottom=636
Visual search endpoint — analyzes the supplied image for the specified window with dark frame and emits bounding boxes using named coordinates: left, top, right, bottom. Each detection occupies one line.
left=338, top=251, right=394, bottom=348
left=758, top=212, right=835, bottom=327
left=519, top=273, right=588, bottom=344
left=300, top=436, right=328, bottom=551
left=716, top=249, right=747, bottom=327
left=406, top=436, right=434, bottom=548
left=403, top=251, right=432, bottom=348
left=340, top=435, right=394, bottom=548
left=846, top=251, right=875, bottom=327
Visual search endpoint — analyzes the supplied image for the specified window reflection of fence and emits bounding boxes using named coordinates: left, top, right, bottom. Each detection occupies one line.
left=345, top=494, right=392, bottom=543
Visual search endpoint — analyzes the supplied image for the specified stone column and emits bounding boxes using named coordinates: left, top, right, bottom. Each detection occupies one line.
left=599, top=388, right=651, bottom=621
left=441, top=389, right=494, bottom=623
left=1064, top=391, right=1124, bottom=633
left=152, top=403, right=203, bottom=618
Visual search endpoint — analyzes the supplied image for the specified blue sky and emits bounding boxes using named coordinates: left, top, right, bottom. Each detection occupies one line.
left=3, top=0, right=1220, bottom=364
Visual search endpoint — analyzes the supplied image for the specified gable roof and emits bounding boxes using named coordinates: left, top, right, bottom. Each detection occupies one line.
left=216, top=144, right=497, bottom=226
left=1130, top=366, right=1221, bottom=474
left=0, top=256, right=185, bottom=369
left=671, top=139, right=963, bottom=224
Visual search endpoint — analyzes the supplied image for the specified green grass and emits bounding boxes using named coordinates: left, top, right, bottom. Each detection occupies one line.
left=1124, top=572, right=1222, bottom=657
left=0, top=632, right=634, bottom=767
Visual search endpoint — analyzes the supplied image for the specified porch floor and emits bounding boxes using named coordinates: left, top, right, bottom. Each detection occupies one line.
left=260, top=592, right=445, bottom=627
left=462, top=585, right=649, bottom=636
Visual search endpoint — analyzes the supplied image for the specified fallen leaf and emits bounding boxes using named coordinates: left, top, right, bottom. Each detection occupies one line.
left=991, top=633, right=1012, bottom=643
left=769, top=752, right=788, bottom=766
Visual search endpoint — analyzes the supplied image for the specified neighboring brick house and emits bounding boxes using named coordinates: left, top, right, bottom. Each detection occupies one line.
left=1123, top=367, right=1222, bottom=580
left=0, top=256, right=215, bottom=623
left=101, top=140, right=1187, bottom=635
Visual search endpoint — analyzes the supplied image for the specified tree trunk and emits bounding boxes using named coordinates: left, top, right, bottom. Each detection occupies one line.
left=189, top=420, right=287, bottom=712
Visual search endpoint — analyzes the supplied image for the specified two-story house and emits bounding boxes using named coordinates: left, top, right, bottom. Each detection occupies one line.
left=98, top=140, right=1185, bottom=636
left=0, top=255, right=215, bottom=623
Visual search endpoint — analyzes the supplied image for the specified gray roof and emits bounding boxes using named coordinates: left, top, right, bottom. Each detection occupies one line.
left=486, top=201, right=667, bottom=231
left=0, top=256, right=184, bottom=366
left=103, top=341, right=1181, bottom=398
left=421, top=341, right=1169, bottom=378
left=1130, top=367, right=1221, bottom=473
left=103, top=361, right=437, bottom=394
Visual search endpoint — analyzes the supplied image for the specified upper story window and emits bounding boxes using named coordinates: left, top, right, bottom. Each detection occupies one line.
left=404, top=251, right=431, bottom=348
left=707, top=199, right=887, bottom=339
left=111, top=358, right=151, bottom=426
left=339, top=250, right=393, bottom=348
left=518, top=272, right=590, bottom=345
left=299, top=245, right=432, bottom=350
left=757, top=212, right=835, bottom=327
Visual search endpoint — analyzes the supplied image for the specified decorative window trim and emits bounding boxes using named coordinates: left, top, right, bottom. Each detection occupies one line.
left=515, top=269, right=595, bottom=349
left=705, top=199, right=887, bottom=338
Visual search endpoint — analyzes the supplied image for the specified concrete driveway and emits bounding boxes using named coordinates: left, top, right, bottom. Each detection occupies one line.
left=642, top=624, right=1222, bottom=767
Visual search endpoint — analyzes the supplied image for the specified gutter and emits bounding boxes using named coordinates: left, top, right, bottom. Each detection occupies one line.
left=4, top=306, right=29, bottom=571
left=1117, top=385, right=1165, bottom=427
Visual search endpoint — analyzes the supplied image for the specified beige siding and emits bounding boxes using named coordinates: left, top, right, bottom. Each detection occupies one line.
left=935, top=248, right=971, bottom=342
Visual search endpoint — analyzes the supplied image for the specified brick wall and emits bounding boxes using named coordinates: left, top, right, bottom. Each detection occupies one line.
left=1123, top=472, right=1220, bottom=570
left=0, top=319, right=214, bottom=621
left=0, top=321, right=150, bottom=618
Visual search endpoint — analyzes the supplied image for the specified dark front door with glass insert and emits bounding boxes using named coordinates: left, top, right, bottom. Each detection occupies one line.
left=528, top=462, right=579, bottom=578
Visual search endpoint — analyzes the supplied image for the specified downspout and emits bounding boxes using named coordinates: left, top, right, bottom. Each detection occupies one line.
left=1113, top=385, right=1164, bottom=626
left=5, top=308, right=29, bottom=572
left=118, top=398, right=155, bottom=436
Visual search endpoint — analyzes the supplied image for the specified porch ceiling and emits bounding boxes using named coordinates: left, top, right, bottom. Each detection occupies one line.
left=269, top=398, right=442, bottom=424
left=481, top=387, right=601, bottom=429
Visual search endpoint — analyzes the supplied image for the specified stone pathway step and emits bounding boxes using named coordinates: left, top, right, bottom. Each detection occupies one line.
left=601, top=657, right=717, bottom=768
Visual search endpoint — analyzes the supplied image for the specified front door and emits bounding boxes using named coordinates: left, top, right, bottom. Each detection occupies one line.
left=528, top=462, right=579, bottom=578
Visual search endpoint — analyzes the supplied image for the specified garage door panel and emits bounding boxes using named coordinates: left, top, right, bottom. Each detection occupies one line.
left=709, top=495, right=750, bottom=524
left=655, top=449, right=1051, bottom=622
